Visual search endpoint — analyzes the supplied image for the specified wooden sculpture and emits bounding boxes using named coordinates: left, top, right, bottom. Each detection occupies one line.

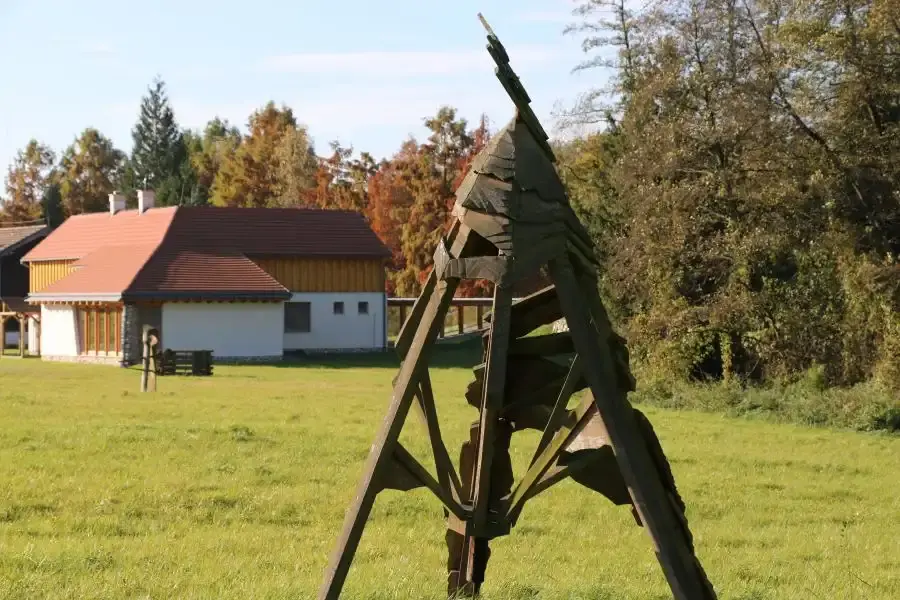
left=318, top=15, right=718, bottom=600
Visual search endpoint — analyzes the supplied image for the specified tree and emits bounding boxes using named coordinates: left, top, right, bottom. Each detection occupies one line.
left=210, top=102, right=317, bottom=207
left=58, top=129, right=126, bottom=215
left=559, top=0, right=899, bottom=386
left=423, top=106, right=473, bottom=190
left=2, top=140, right=56, bottom=224
left=309, top=142, right=378, bottom=212
left=185, top=118, right=242, bottom=205
left=130, top=77, right=191, bottom=205
left=41, top=182, right=65, bottom=228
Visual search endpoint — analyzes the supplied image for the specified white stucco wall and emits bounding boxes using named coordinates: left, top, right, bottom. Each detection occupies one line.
left=40, top=304, right=79, bottom=357
left=284, top=292, right=386, bottom=351
left=161, top=302, right=284, bottom=358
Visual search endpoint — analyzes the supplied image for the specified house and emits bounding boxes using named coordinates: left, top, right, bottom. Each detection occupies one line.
left=1, top=224, right=50, bottom=353
left=22, top=191, right=391, bottom=364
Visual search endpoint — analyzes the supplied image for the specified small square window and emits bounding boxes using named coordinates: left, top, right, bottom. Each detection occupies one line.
left=358, top=301, right=369, bottom=315
left=333, top=301, right=344, bottom=315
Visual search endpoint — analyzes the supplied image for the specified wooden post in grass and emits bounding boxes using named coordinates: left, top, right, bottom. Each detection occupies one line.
left=140, top=325, right=159, bottom=392
left=18, top=316, right=25, bottom=357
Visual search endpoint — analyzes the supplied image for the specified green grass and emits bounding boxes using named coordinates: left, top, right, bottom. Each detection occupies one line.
left=1, top=351, right=898, bottom=599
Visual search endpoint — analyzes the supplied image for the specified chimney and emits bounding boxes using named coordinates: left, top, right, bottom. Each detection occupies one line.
left=109, top=192, right=126, bottom=216
left=138, top=189, right=156, bottom=214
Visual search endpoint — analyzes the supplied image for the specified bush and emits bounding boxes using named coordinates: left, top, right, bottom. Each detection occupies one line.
left=631, top=366, right=900, bottom=433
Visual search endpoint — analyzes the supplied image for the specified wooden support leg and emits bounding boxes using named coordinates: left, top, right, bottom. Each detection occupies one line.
left=456, top=286, right=513, bottom=592
left=548, top=257, right=716, bottom=600
left=457, top=304, right=464, bottom=335
left=0, top=317, right=5, bottom=358
left=319, top=278, right=460, bottom=600
left=19, top=317, right=25, bottom=357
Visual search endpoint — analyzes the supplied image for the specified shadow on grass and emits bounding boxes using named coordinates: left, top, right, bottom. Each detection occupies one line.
left=273, top=335, right=484, bottom=370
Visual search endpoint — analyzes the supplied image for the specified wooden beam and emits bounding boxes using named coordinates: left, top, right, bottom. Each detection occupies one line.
left=529, top=355, right=583, bottom=469
left=416, top=372, right=464, bottom=502
left=470, top=286, right=513, bottom=536
left=506, top=393, right=595, bottom=524
left=548, top=256, right=714, bottom=600
left=318, top=276, right=460, bottom=600
left=392, top=443, right=468, bottom=521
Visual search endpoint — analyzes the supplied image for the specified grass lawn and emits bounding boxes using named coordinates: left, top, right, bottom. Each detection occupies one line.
left=1, top=350, right=898, bottom=599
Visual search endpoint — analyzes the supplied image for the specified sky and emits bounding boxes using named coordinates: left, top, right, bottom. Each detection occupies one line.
left=0, top=0, right=613, bottom=178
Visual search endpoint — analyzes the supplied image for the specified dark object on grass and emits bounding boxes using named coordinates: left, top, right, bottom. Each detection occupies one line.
left=318, top=15, right=718, bottom=600
left=157, top=349, right=213, bottom=376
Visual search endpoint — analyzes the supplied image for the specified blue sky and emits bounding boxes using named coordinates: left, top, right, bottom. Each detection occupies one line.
left=0, top=0, right=611, bottom=177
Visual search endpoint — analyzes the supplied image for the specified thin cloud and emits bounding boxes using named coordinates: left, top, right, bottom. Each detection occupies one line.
left=79, top=41, right=116, bottom=55
left=516, top=10, right=576, bottom=25
left=259, top=45, right=559, bottom=77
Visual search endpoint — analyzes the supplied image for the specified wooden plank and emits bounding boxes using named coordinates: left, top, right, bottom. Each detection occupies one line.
left=470, top=285, right=513, bottom=536
left=485, top=285, right=562, bottom=339
left=505, top=393, right=595, bottom=524
left=318, top=277, right=459, bottom=600
left=529, top=355, right=583, bottom=469
left=508, top=332, right=574, bottom=356
left=417, top=372, right=463, bottom=501
left=548, top=256, right=715, bottom=600
left=392, top=443, right=468, bottom=521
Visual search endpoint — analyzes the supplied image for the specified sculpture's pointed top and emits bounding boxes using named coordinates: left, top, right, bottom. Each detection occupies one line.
left=478, top=13, right=556, bottom=162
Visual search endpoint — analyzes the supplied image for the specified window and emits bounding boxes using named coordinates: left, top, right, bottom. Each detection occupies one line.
left=358, top=301, right=369, bottom=315
left=333, top=301, right=344, bottom=315
left=284, top=302, right=311, bottom=333
left=77, top=305, right=122, bottom=355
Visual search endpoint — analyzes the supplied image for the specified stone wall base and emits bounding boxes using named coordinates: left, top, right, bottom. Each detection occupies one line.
left=42, top=354, right=122, bottom=366
left=213, top=355, right=285, bottom=365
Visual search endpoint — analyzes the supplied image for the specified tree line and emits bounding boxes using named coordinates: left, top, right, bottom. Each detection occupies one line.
left=1, top=0, right=898, bottom=393
left=559, top=0, right=898, bottom=390
left=0, top=78, right=492, bottom=297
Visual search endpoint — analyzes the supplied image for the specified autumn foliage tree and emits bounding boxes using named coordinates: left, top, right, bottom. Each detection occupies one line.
left=1, top=139, right=56, bottom=224
left=211, top=103, right=316, bottom=208
left=58, top=129, right=126, bottom=215
left=366, top=107, right=491, bottom=296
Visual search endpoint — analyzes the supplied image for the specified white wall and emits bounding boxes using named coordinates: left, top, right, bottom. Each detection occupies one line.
left=284, top=292, right=385, bottom=351
left=161, top=302, right=284, bottom=358
left=27, top=316, right=39, bottom=355
left=40, top=304, right=79, bottom=357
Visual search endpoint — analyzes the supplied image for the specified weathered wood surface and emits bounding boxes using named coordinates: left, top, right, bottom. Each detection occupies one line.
left=140, top=326, right=159, bottom=392
left=548, top=256, right=717, bottom=600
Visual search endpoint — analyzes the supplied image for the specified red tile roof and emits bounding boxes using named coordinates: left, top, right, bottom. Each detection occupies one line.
left=24, top=206, right=389, bottom=300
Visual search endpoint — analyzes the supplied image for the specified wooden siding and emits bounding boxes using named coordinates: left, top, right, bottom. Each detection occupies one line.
left=77, top=304, right=123, bottom=355
left=28, top=259, right=78, bottom=293
left=253, top=258, right=385, bottom=293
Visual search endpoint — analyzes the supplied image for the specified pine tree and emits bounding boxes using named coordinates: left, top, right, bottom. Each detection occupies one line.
left=41, top=182, right=65, bottom=228
left=130, top=77, right=189, bottom=206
